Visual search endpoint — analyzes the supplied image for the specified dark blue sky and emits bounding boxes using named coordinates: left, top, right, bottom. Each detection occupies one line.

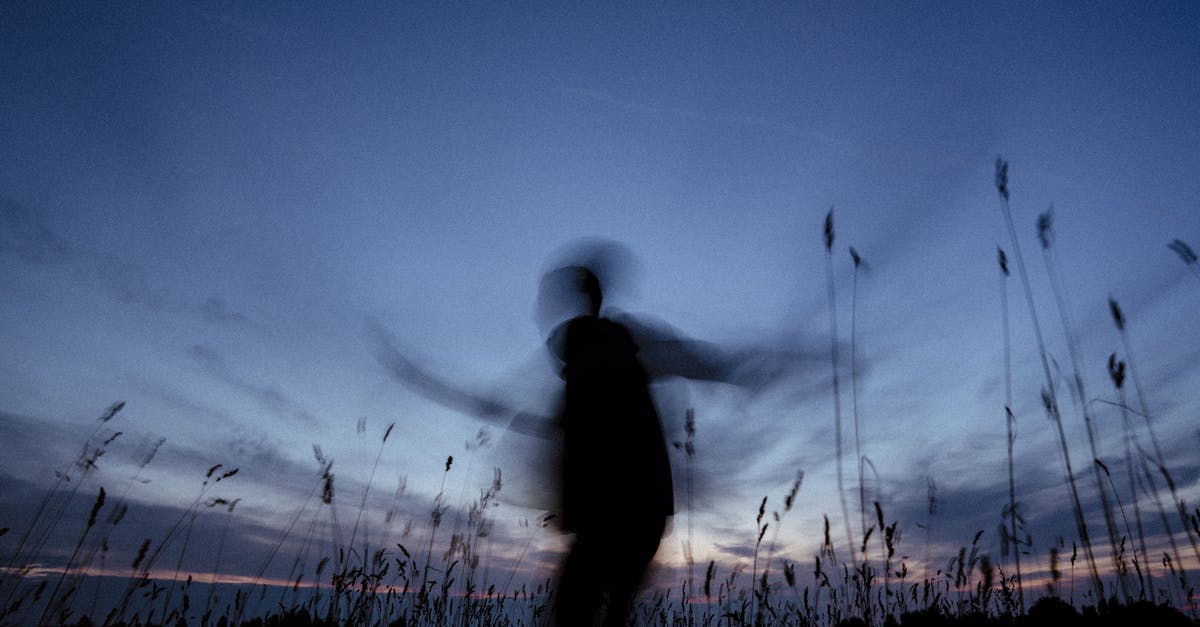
left=2, top=1, right=1198, bottom=597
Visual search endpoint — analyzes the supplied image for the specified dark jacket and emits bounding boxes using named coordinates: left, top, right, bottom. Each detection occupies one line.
left=553, top=315, right=673, bottom=531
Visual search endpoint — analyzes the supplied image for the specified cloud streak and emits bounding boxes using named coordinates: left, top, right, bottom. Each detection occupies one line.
left=185, top=345, right=319, bottom=426
left=1, top=196, right=252, bottom=329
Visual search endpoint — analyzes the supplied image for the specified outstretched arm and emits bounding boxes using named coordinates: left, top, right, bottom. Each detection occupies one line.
left=610, top=310, right=836, bottom=390
left=366, top=318, right=555, bottom=438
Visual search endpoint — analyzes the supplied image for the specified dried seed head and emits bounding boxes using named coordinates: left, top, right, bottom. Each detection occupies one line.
left=784, top=471, right=804, bottom=511
left=849, top=246, right=861, bottom=268
left=107, top=503, right=128, bottom=526
left=1108, top=297, right=1125, bottom=331
left=994, top=158, right=1009, bottom=200
left=1036, top=206, right=1054, bottom=250
left=861, top=526, right=874, bottom=554
left=132, top=538, right=151, bottom=569
left=1107, top=353, right=1126, bottom=389
left=1168, top=239, right=1198, bottom=265
left=1041, top=388, right=1054, bottom=414
left=322, top=471, right=334, bottom=504
left=823, top=209, right=834, bottom=251
left=137, top=437, right=166, bottom=469
left=88, top=487, right=106, bottom=528
left=997, top=247, right=1009, bottom=276
left=98, top=401, right=125, bottom=422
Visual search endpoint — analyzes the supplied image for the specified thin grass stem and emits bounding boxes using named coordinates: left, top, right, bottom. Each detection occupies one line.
left=993, top=158, right=1103, bottom=600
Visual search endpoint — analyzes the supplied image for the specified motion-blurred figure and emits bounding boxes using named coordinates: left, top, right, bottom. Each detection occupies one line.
left=371, top=239, right=829, bottom=626
left=546, top=263, right=670, bottom=626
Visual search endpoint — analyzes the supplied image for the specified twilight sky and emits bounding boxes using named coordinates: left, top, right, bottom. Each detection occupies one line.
left=2, top=0, right=1198, bottom=603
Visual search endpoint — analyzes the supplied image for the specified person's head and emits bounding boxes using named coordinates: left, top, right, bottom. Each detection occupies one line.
left=535, top=238, right=636, bottom=333
left=536, top=265, right=602, bottom=330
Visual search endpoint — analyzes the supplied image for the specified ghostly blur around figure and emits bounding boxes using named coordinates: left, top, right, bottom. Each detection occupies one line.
left=371, top=238, right=830, bottom=626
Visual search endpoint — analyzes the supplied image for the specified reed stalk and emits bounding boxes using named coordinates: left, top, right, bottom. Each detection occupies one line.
left=822, top=209, right=855, bottom=566
left=1036, top=208, right=1126, bottom=599
left=849, top=245, right=868, bottom=560
left=1108, top=297, right=1200, bottom=568
left=348, top=422, right=396, bottom=569
left=997, top=246, right=1025, bottom=612
left=202, top=498, right=240, bottom=625
left=993, top=158, right=1103, bottom=600
left=1137, top=452, right=1188, bottom=604
left=1, top=402, right=123, bottom=614
left=36, top=487, right=105, bottom=627
left=1108, top=354, right=1153, bottom=599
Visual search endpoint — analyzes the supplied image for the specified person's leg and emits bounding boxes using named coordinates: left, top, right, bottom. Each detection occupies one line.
left=600, top=515, right=666, bottom=627
left=555, top=532, right=605, bottom=627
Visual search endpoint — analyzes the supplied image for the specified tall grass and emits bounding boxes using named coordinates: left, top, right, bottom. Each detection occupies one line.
left=1036, top=207, right=1127, bottom=600
left=993, top=158, right=1103, bottom=601
left=3, top=400, right=1196, bottom=627
left=822, top=208, right=856, bottom=572
left=1108, top=298, right=1200, bottom=584
left=1, top=402, right=124, bottom=608
left=674, top=407, right=697, bottom=625
left=997, top=245, right=1026, bottom=612
left=1107, top=353, right=1153, bottom=599
left=35, top=487, right=104, bottom=627
left=849, top=245, right=868, bottom=563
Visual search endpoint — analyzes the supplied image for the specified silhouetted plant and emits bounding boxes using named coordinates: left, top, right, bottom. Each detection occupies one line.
left=993, top=157, right=1102, bottom=601
left=1036, top=206, right=1126, bottom=600
left=822, top=208, right=855, bottom=575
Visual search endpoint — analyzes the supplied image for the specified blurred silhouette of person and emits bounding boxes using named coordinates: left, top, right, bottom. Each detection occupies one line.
left=545, top=264, right=670, bottom=626
left=371, top=238, right=833, bottom=626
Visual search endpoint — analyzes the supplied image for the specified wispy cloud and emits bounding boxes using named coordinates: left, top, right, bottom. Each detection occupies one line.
left=1, top=196, right=252, bottom=328
left=186, top=345, right=319, bottom=425
left=197, top=296, right=249, bottom=326
left=558, top=87, right=855, bottom=152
